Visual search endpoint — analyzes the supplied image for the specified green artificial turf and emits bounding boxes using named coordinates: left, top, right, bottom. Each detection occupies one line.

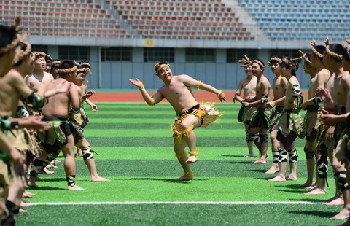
left=18, top=102, right=339, bottom=226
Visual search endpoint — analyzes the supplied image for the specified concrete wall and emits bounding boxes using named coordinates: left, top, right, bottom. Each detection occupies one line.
left=42, top=46, right=310, bottom=90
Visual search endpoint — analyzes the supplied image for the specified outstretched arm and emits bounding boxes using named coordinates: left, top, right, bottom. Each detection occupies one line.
left=129, top=79, right=164, bottom=105
left=181, top=75, right=226, bottom=102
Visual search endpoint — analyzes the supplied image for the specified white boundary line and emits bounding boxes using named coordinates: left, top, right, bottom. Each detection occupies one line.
left=28, top=201, right=325, bottom=206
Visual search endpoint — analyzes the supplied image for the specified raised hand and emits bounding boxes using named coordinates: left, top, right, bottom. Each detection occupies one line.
left=91, top=104, right=98, bottom=112
left=217, top=92, right=226, bottom=102
left=128, top=79, right=144, bottom=88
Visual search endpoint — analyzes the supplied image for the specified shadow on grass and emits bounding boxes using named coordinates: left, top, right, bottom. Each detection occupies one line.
left=289, top=198, right=327, bottom=203
left=128, top=177, right=208, bottom=184
left=274, top=184, right=305, bottom=189
left=247, top=169, right=267, bottom=173
left=288, top=210, right=335, bottom=218
left=37, top=178, right=66, bottom=182
left=26, top=186, right=66, bottom=191
left=221, top=155, right=257, bottom=158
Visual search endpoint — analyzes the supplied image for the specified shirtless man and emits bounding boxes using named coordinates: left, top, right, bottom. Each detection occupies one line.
left=268, top=57, right=303, bottom=182
left=0, top=42, right=69, bottom=224
left=70, top=63, right=110, bottom=182
left=242, top=59, right=271, bottom=164
left=129, top=61, right=225, bottom=180
left=265, top=57, right=288, bottom=174
left=234, top=55, right=257, bottom=157
left=305, top=42, right=332, bottom=195
left=25, top=52, right=54, bottom=91
left=41, top=60, right=84, bottom=190
left=317, top=43, right=350, bottom=219
left=300, top=48, right=331, bottom=188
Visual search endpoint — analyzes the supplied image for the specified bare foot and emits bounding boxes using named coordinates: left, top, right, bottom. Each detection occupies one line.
left=253, top=159, right=266, bottom=164
left=326, top=197, right=344, bottom=206
left=27, top=177, right=38, bottom=187
left=91, top=176, right=111, bottom=182
left=186, top=155, right=198, bottom=163
left=244, top=154, right=254, bottom=157
left=19, top=209, right=27, bottom=213
left=68, top=185, right=85, bottom=190
left=46, top=164, right=58, bottom=169
left=300, top=182, right=313, bottom=188
left=175, top=171, right=193, bottom=181
left=268, top=175, right=286, bottom=182
left=23, top=191, right=35, bottom=198
left=286, top=175, right=297, bottom=181
left=43, top=168, right=55, bottom=175
left=330, top=209, right=350, bottom=219
left=20, top=200, right=30, bottom=207
left=265, top=166, right=279, bottom=174
left=304, top=188, right=327, bottom=195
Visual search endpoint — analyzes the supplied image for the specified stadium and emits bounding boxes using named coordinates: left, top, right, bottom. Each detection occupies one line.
left=1, top=0, right=350, bottom=225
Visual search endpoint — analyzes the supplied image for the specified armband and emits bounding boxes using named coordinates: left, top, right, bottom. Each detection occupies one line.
left=139, top=84, right=145, bottom=89
left=261, top=95, right=268, bottom=103
left=0, top=120, right=19, bottom=130
left=27, top=92, right=44, bottom=109
left=197, top=82, right=204, bottom=90
left=312, top=96, right=322, bottom=105
left=292, top=84, right=301, bottom=98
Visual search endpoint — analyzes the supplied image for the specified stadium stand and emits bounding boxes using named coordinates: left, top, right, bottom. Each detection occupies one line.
left=238, top=0, right=350, bottom=40
left=0, top=0, right=131, bottom=37
left=106, top=0, right=254, bottom=40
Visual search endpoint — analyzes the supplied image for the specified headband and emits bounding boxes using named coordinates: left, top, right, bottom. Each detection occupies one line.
left=56, top=66, right=77, bottom=74
left=325, top=38, right=343, bottom=61
left=0, top=17, right=25, bottom=55
left=311, top=40, right=324, bottom=59
left=267, top=57, right=282, bottom=66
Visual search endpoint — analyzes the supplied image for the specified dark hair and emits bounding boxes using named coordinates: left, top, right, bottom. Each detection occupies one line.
left=313, top=45, right=326, bottom=59
left=12, top=42, right=29, bottom=67
left=281, top=57, right=298, bottom=76
left=328, top=44, right=345, bottom=63
left=154, top=61, right=170, bottom=73
left=344, top=47, right=350, bottom=61
left=58, top=60, right=75, bottom=70
left=0, top=24, right=17, bottom=57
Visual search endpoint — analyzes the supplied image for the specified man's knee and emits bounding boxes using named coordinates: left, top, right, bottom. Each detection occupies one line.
left=304, top=148, right=315, bottom=160
left=81, top=147, right=94, bottom=160
left=317, top=155, right=328, bottom=179
left=335, top=171, right=350, bottom=191
left=259, top=133, right=268, bottom=144
left=288, top=149, right=297, bottom=163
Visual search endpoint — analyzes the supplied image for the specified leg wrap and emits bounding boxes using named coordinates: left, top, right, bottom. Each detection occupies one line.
left=259, top=133, right=268, bottom=143
left=316, top=155, right=328, bottom=179
left=304, top=148, right=315, bottom=160
left=66, top=175, right=76, bottom=187
left=189, top=150, right=199, bottom=156
left=272, top=151, right=279, bottom=163
left=288, top=149, right=298, bottom=163
left=279, top=148, right=288, bottom=163
left=81, top=147, right=94, bottom=160
left=335, top=171, right=350, bottom=191
left=247, top=133, right=256, bottom=142
left=246, top=132, right=250, bottom=142
left=1, top=201, right=19, bottom=226
left=29, top=159, right=45, bottom=177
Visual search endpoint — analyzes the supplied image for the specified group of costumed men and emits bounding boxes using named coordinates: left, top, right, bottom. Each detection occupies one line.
left=0, top=18, right=110, bottom=225
left=2, top=16, right=350, bottom=226
left=234, top=38, right=350, bottom=222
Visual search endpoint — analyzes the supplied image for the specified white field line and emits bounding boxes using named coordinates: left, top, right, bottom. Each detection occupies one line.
left=28, top=201, right=325, bottom=206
